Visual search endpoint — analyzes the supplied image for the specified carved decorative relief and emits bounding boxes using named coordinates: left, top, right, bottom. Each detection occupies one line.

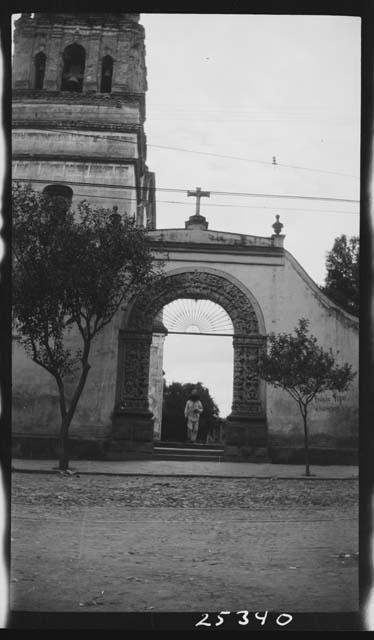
left=231, top=336, right=263, bottom=415
left=118, top=334, right=151, bottom=409
left=119, top=271, right=265, bottom=417
left=128, top=271, right=259, bottom=334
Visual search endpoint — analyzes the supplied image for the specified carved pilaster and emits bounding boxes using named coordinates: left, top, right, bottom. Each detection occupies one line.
left=84, top=28, right=102, bottom=92
left=117, top=331, right=152, bottom=410
left=43, top=27, right=64, bottom=90
left=231, top=335, right=263, bottom=416
left=112, top=331, right=154, bottom=443
left=226, top=335, right=267, bottom=448
left=111, top=32, right=132, bottom=92
left=12, top=31, right=34, bottom=89
left=112, top=28, right=146, bottom=93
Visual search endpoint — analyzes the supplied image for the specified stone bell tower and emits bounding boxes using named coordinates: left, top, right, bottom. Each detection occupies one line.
left=12, top=12, right=156, bottom=228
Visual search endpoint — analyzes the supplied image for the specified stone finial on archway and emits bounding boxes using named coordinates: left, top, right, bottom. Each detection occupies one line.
left=272, top=214, right=283, bottom=235
left=271, top=214, right=285, bottom=248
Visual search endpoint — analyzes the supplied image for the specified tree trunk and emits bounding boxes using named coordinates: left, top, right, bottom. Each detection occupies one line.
left=56, top=359, right=91, bottom=471
left=302, top=409, right=310, bottom=476
left=58, top=416, right=70, bottom=471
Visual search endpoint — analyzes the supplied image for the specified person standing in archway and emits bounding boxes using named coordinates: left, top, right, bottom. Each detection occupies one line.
left=184, top=389, right=204, bottom=444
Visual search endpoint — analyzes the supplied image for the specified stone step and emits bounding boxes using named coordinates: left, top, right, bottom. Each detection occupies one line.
left=155, top=441, right=224, bottom=450
left=153, top=441, right=225, bottom=462
left=152, top=452, right=225, bottom=462
left=153, top=445, right=224, bottom=462
left=104, top=441, right=270, bottom=462
left=154, top=446, right=224, bottom=454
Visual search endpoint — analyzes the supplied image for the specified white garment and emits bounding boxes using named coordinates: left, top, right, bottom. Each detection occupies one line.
left=185, top=400, right=203, bottom=442
left=184, top=399, right=203, bottom=422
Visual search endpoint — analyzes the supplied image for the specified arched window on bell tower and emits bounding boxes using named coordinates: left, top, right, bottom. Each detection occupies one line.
left=34, top=51, right=46, bottom=90
left=100, top=55, right=114, bottom=93
left=61, top=43, right=86, bottom=92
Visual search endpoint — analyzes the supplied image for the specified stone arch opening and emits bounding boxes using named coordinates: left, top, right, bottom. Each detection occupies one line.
left=123, top=270, right=261, bottom=334
left=160, top=298, right=234, bottom=443
left=100, top=55, right=114, bottom=93
left=34, top=51, right=46, bottom=89
left=61, top=43, right=86, bottom=92
left=112, top=270, right=268, bottom=459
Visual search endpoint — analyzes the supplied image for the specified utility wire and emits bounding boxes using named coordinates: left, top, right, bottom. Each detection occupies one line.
left=147, top=200, right=358, bottom=214
left=31, top=128, right=359, bottom=180
left=12, top=177, right=359, bottom=205
left=12, top=184, right=359, bottom=215
left=148, top=103, right=356, bottom=118
left=149, top=144, right=360, bottom=180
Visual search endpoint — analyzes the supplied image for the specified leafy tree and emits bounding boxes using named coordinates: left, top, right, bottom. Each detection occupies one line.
left=256, top=318, right=356, bottom=476
left=13, top=183, right=161, bottom=470
left=321, top=234, right=359, bottom=316
left=162, top=381, right=219, bottom=442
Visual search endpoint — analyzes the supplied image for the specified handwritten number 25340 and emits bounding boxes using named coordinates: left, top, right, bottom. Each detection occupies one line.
left=195, top=611, right=293, bottom=627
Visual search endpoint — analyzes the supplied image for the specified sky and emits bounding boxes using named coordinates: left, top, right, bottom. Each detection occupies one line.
left=11, top=13, right=361, bottom=417
left=142, top=13, right=360, bottom=288
left=140, top=13, right=360, bottom=415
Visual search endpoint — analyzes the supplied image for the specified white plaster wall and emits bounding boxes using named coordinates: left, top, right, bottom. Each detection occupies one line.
left=12, top=305, right=123, bottom=439
left=12, top=232, right=358, bottom=451
left=155, top=247, right=358, bottom=449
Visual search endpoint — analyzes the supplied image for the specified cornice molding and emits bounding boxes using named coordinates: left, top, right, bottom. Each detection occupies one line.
left=146, top=238, right=283, bottom=257
left=12, top=121, right=143, bottom=134
left=13, top=153, right=141, bottom=166
left=12, top=89, right=146, bottom=105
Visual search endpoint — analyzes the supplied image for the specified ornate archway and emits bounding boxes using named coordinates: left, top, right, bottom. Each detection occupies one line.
left=112, top=269, right=268, bottom=457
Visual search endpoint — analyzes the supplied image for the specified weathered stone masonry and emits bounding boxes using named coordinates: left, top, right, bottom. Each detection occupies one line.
left=12, top=12, right=156, bottom=226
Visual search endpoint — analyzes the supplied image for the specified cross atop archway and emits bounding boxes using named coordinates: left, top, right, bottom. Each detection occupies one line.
left=187, top=186, right=210, bottom=216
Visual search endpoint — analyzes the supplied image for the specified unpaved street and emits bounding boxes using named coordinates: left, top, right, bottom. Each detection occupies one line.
left=11, top=473, right=358, bottom=613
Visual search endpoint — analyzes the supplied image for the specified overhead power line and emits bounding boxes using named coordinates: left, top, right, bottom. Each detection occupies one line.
left=30, top=128, right=359, bottom=181
left=149, top=144, right=360, bottom=180
left=12, top=178, right=359, bottom=215
left=149, top=102, right=356, bottom=118
left=141, top=200, right=359, bottom=215
left=12, top=177, right=359, bottom=205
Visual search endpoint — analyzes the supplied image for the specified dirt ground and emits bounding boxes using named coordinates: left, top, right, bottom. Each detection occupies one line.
left=10, top=472, right=358, bottom=614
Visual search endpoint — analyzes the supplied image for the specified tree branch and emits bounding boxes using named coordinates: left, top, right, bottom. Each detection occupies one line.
left=284, top=386, right=301, bottom=404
